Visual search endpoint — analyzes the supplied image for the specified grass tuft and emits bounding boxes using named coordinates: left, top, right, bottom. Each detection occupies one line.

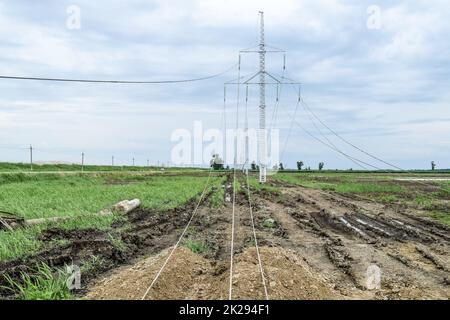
left=3, top=263, right=74, bottom=300
left=430, top=211, right=450, bottom=227
left=184, top=239, right=209, bottom=254
left=262, top=219, right=275, bottom=229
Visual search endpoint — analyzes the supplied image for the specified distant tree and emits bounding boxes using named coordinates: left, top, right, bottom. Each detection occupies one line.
left=226, top=165, right=230, bottom=170
left=251, top=161, right=257, bottom=171
left=307, top=166, right=311, bottom=171
left=431, top=161, right=436, bottom=171
left=297, top=161, right=304, bottom=171
left=279, top=163, right=284, bottom=171
left=319, top=162, right=325, bottom=171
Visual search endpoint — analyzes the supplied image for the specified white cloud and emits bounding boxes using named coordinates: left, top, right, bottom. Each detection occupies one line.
left=0, top=0, right=449, bottom=168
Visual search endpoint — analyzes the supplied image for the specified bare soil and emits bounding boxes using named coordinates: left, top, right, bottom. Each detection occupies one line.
left=1, top=174, right=449, bottom=300
left=0, top=196, right=206, bottom=298
left=87, top=246, right=340, bottom=300
left=87, top=176, right=449, bottom=300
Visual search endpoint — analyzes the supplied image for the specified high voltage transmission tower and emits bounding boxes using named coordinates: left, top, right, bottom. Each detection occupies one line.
left=258, top=11, right=267, bottom=183
left=225, top=11, right=301, bottom=183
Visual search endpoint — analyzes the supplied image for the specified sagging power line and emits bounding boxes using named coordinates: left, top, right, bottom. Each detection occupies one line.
left=0, top=63, right=237, bottom=84
left=279, top=97, right=384, bottom=171
left=301, top=98, right=404, bottom=171
left=278, top=76, right=406, bottom=171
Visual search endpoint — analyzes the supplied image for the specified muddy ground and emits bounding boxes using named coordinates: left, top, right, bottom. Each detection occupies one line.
left=1, top=173, right=449, bottom=300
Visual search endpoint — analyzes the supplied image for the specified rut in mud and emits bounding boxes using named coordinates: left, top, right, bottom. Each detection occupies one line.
left=87, top=175, right=344, bottom=300
left=257, top=183, right=450, bottom=299
left=88, top=175, right=449, bottom=300
left=2, top=173, right=449, bottom=300
left=0, top=193, right=216, bottom=298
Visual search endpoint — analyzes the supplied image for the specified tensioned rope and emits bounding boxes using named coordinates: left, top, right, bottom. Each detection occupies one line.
left=0, top=63, right=238, bottom=84
left=244, top=171, right=269, bottom=299
left=140, top=168, right=214, bottom=300
left=229, top=55, right=241, bottom=300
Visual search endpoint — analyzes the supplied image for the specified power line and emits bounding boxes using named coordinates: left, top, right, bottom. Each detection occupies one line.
left=301, top=99, right=404, bottom=170
left=0, top=63, right=237, bottom=84
left=300, top=101, right=370, bottom=170
left=244, top=84, right=250, bottom=169
left=280, top=88, right=301, bottom=163
left=0, top=146, right=28, bottom=150
left=279, top=75, right=404, bottom=171
left=223, top=86, right=228, bottom=165
left=268, top=54, right=286, bottom=131
left=279, top=100, right=384, bottom=170
left=280, top=83, right=448, bottom=192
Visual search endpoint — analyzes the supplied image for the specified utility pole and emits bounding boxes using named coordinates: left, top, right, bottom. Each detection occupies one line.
left=112, top=155, right=114, bottom=167
left=245, top=85, right=249, bottom=174
left=29, top=145, right=33, bottom=171
left=132, top=157, right=135, bottom=167
left=147, top=159, right=150, bottom=167
left=81, top=152, right=85, bottom=172
left=223, top=86, right=227, bottom=166
left=258, top=11, right=267, bottom=183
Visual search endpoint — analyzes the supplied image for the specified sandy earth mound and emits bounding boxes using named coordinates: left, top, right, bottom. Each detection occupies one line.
left=87, top=246, right=341, bottom=300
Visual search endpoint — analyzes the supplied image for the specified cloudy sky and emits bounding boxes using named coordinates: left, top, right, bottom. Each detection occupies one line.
left=0, top=0, right=449, bottom=169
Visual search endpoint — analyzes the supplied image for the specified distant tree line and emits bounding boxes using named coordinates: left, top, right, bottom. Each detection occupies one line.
left=212, top=156, right=443, bottom=172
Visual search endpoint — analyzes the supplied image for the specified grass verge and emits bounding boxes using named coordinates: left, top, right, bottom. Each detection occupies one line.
left=0, top=173, right=221, bottom=261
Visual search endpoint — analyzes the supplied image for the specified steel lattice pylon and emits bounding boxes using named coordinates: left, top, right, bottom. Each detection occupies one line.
left=223, top=12, right=301, bottom=183
left=258, top=11, right=267, bottom=183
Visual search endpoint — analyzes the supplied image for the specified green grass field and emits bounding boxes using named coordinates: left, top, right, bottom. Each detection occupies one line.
left=0, top=165, right=449, bottom=300
left=1, top=166, right=448, bottom=262
left=0, top=170, right=224, bottom=261
left=0, top=162, right=202, bottom=173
